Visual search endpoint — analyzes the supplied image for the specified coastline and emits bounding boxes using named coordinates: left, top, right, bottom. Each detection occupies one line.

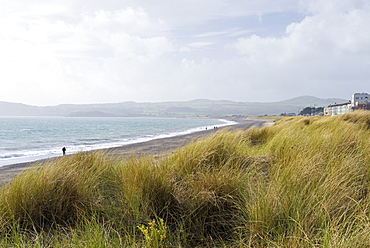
left=0, top=118, right=270, bottom=184
left=0, top=117, right=234, bottom=168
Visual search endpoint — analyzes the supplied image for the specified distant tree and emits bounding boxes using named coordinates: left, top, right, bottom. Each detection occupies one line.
left=299, top=107, right=324, bottom=116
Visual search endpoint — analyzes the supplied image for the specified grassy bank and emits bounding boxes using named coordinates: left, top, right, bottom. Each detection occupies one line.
left=0, top=111, right=369, bottom=247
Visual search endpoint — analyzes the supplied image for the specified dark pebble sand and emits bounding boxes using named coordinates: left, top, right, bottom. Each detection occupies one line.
left=0, top=118, right=271, bottom=184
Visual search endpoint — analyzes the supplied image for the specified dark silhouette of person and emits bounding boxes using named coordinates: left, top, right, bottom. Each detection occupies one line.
left=62, top=147, right=66, bottom=155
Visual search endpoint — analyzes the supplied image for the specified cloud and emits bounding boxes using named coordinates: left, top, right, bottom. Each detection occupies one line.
left=81, top=8, right=168, bottom=36
left=300, top=0, right=368, bottom=15
left=0, top=4, right=174, bottom=105
left=194, top=28, right=254, bottom=38
left=187, top=42, right=214, bottom=49
left=235, top=10, right=370, bottom=62
left=231, top=1, right=370, bottom=99
left=0, top=0, right=369, bottom=105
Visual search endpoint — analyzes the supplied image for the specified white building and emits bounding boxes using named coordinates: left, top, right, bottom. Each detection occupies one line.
left=324, top=92, right=370, bottom=116
left=352, top=92, right=370, bottom=108
left=325, top=101, right=351, bottom=116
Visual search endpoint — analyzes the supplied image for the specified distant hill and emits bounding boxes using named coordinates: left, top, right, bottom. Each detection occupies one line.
left=0, top=96, right=347, bottom=117
left=276, top=96, right=347, bottom=107
left=0, top=101, right=43, bottom=116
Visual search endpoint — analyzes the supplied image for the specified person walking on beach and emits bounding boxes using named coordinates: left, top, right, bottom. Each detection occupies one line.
left=62, top=147, right=66, bottom=155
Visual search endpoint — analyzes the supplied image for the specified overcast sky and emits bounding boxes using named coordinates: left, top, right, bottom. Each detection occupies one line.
left=0, top=0, right=369, bottom=106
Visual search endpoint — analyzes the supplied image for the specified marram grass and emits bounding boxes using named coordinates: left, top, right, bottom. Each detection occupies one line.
left=1, top=111, right=370, bottom=247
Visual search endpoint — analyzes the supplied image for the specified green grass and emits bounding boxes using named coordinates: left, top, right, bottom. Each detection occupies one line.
left=1, top=111, right=370, bottom=247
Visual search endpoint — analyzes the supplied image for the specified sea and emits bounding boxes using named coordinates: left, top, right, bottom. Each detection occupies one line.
left=0, top=117, right=235, bottom=167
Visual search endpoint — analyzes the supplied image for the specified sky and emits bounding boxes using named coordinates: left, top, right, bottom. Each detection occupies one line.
left=0, top=0, right=369, bottom=106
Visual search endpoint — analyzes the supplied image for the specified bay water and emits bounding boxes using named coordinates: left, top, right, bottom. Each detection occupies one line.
left=0, top=117, right=234, bottom=167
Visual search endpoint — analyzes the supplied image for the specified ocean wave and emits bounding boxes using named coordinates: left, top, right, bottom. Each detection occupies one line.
left=0, top=153, right=26, bottom=159
left=0, top=118, right=236, bottom=167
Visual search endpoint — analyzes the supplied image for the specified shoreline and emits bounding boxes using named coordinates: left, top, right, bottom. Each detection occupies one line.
left=0, top=118, right=270, bottom=184
left=0, top=117, right=235, bottom=168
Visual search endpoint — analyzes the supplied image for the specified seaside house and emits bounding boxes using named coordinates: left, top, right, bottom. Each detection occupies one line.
left=325, top=101, right=351, bottom=116
left=351, top=92, right=370, bottom=111
left=324, top=92, right=370, bottom=116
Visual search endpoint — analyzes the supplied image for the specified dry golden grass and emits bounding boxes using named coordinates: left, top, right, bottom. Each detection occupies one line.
left=0, top=110, right=369, bottom=247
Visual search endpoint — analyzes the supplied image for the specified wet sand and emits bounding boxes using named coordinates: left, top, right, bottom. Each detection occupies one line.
left=0, top=118, right=271, bottom=184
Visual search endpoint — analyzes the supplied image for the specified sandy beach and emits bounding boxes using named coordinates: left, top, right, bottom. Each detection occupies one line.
left=0, top=118, right=270, bottom=184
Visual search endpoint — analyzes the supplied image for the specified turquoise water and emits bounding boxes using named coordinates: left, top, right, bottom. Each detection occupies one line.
left=0, top=117, right=234, bottom=166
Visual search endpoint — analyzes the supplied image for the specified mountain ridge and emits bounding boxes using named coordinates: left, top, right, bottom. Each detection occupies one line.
left=0, top=96, right=348, bottom=117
